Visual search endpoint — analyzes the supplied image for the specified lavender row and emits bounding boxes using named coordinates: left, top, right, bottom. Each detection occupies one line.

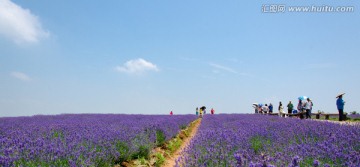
left=0, top=114, right=197, bottom=166
left=348, top=114, right=360, bottom=119
left=177, top=114, right=360, bottom=167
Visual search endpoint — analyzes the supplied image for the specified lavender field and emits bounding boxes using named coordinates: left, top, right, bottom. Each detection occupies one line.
left=0, top=114, right=197, bottom=166
left=348, top=114, right=360, bottom=121
left=177, top=114, right=360, bottom=167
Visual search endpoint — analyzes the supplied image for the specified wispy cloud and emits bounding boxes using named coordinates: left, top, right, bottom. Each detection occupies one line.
left=209, top=63, right=237, bottom=74
left=0, top=0, right=49, bottom=44
left=115, top=58, right=159, bottom=74
left=10, top=71, right=31, bottom=81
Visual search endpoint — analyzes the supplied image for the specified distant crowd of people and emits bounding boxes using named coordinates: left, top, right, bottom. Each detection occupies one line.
left=254, top=93, right=346, bottom=121
left=170, top=94, right=346, bottom=122
left=195, top=106, right=215, bottom=118
left=169, top=106, right=215, bottom=117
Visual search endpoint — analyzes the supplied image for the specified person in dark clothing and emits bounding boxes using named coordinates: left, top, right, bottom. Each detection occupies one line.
left=336, top=93, right=345, bottom=121
left=298, top=99, right=305, bottom=119
left=287, top=101, right=293, bottom=114
left=269, top=103, right=273, bottom=113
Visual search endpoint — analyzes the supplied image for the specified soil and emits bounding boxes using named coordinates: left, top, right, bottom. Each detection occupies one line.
left=162, top=118, right=202, bottom=167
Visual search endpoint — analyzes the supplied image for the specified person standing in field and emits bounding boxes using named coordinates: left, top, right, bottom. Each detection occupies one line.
left=336, top=93, right=346, bottom=121
left=309, top=99, right=313, bottom=116
left=305, top=98, right=312, bottom=119
left=278, top=101, right=284, bottom=116
left=262, top=104, right=269, bottom=114
left=196, top=107, right=199, bottom=116
left=211, top=108, right=215, bottom=114
left=253, top=104, right=258, bottom=114
left=269, top=103, right=273, bottom=113
left=287, top=101, right=293, bottom=114
left=297, top=100, right=305, bottom=119
left=170, top=111, right=173, bottom=115
left=199, top=108, right=203, bottom=118
left=258, top=105, right=263, bottom=114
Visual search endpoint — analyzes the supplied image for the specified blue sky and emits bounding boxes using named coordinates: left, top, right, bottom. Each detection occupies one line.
left=0, top=0, right=359, bottom=117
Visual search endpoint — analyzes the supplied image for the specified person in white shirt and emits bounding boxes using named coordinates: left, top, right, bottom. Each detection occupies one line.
left=262, top=104, right=269, bottom=114
left=278, top=101, right=284, bottom=117
left=305, top=98, right=312, bottom=119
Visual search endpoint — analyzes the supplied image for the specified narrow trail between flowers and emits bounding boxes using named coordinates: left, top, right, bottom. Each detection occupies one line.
left=163, top=118, right=202, bottom=167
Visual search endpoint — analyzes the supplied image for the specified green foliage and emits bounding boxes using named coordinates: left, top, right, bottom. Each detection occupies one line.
left=51, top=130, right=64, bottom=139
left=139, top=157, right=147, bottom=165
left=155, top=153, right=165, bottom=167
left=300, top=157, right=314, bottom=167
left=250, top=136, right=270, bottom=154
left=129, top=131, right=152, bottom=160
left=351, top=111, right=358, bottom=115
left=14, top=158, right=70, bottom=167
left=95, top=157, right=112, bottom=167
left=156, top=130, right=166, bottom=146
left=115, top=141, right=129, bottom=163
left=167, top=138, right=182, bottom=153
left=14, top=156, right=114, bottom=167
left=180, top=124, right=187, bottom=130
left=131, top=145, right=150, bottom=159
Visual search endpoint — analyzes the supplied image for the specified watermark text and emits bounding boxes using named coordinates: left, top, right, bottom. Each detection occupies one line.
left=262, top=5, right=355, bottom=13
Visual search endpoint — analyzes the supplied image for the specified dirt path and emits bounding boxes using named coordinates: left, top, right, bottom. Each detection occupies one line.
left=162, top=118, right=202, bottom=167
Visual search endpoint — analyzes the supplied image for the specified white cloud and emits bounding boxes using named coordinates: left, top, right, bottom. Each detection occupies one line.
left=115, top=58, right=159, bottom=74
left=10, top=71, right=31, bottom=81
left=209, top=63, right=237, bottom=74
left=0, top=0, right=49, bottom=44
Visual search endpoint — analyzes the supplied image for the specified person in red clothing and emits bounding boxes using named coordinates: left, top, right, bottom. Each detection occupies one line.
left=211, top=108, right=215, bottom=114
left=170, top=111, right=173, bottom=115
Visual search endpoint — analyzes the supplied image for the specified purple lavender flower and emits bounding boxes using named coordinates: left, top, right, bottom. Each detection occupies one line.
left=313, top=159, right=319, bottom=167
left=0, top=114, right=197, bottom=166
left=291, top=156, right=300, bottom=167
left=234, top=153, right=242, bottom=166
left=177, top=114, right=360, bottom=166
